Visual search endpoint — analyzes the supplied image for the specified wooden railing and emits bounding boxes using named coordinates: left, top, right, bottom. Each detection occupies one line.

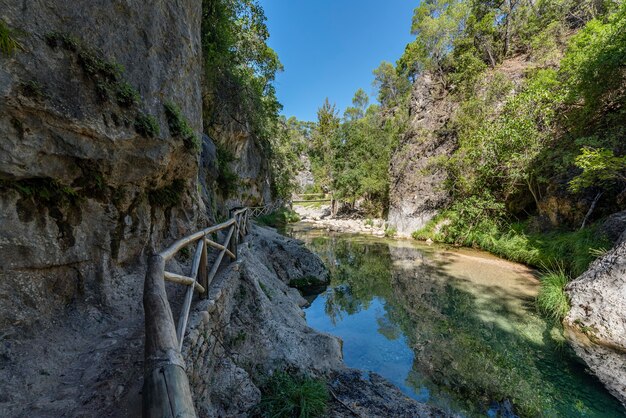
left=291, top=193, right=332, bottom=204
left=247, top=199, right=286, bottom=218
left=143, top=208, right=249, bottom=418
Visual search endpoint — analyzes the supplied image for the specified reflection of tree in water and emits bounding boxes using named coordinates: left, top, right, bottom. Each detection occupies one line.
left=296, top=232, right=625, bottom=418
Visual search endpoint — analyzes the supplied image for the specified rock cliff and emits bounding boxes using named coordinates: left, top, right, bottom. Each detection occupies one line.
left=0, top=0, right=208, bottom=331
left=387, top=72, right=456, bottom=237
left=0, top=1, right=213, bottom=415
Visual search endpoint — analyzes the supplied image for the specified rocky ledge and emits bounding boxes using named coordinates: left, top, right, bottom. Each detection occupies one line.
left=181, top=225, right=449, bottom=417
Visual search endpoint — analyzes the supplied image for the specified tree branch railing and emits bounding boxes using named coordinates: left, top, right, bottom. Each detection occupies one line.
left=143, top=208, right=249, bottom=418
left=247, top=199, right=287, bottom=218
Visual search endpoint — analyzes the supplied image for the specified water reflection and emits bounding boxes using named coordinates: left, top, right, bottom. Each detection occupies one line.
left=286, top=224, right=625, bottom=418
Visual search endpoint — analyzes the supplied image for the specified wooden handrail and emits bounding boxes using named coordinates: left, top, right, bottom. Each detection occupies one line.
left=143, top=207, right=252, bottom=418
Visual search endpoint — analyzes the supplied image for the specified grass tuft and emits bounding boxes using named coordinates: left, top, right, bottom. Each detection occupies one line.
left=0, top=20, right=22, bottom=56
left=134, top=113, right=160, bottom=138
left=259, top=371, right=329, bottom=418
left=537, top=265, right=570, bottom=322
left=164, top=101, right=200, bottom=152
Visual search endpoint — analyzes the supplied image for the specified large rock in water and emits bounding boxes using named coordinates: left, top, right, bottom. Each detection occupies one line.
left=564, top=228, right=626, bottom=407
left=0, top=1, right=208, bottom=330
left=387, top=72, right=456, bottom=237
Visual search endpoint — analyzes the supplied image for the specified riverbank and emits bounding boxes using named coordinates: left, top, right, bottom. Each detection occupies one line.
left=293, top=203, right=388, bottom=236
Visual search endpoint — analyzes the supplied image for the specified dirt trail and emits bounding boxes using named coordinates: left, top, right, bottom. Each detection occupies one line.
left=0, top=274, right=145, bottom=418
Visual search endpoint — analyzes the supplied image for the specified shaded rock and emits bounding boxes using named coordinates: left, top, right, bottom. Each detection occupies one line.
left=601, top=210, right=626, bottom=244
left=564, top=229, right=626, bottom=407
left=328, top=369, right=455, bottom=418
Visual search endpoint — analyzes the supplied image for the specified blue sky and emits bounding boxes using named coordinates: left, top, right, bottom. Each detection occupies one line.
left=260, top=0, right=416, bottom=122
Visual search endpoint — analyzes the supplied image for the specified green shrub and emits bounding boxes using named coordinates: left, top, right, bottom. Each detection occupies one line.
left=164, top=101, right=200, bottom=152
left=256, top=208, right=300, bottom=228
left=259, top=371, right=329, bottom=418
left=134, top=113, right=160, bottom=138
left=0, top=178, right=79, bottom=206
left=0, top=20, right=21, bottom=55
left=115, top=81, right=140, bottom=107
left=384, top=227, right=397, bottom=238
left=537, top=267, right=570, bottom=322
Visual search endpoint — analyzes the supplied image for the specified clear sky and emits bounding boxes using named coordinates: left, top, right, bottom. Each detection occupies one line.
left=260, top=0, right=416, bottom=122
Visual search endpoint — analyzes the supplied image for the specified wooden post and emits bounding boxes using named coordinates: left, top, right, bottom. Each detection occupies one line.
left=199, top=239, right=208, bottom=299
left=143, top=254, right=196, bottom=418
left=176, top=240, right=205, bottom=349
left=227, top=225, right=237, bottom=261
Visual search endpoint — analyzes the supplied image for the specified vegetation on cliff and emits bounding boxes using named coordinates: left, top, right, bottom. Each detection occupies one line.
left=283, top=0, right=625, bottom=320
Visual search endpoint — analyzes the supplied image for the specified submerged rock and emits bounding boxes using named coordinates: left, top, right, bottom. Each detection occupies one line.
left=564, top=228, right=626, bottom=407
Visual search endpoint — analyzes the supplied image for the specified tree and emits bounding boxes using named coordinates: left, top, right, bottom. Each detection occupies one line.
left=400, top=0, right=470, bottom=79
left=344, top=89, right=369, bottom=121
left=310, top=99, right=340, bottom=191
left=372, top=62, right=410, bottom=108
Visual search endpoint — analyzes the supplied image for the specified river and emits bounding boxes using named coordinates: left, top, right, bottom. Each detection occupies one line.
left=285, top=223, right=625, bottom=417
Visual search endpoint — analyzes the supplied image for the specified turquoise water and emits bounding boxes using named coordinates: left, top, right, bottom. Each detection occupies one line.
left=286, top=224, right=626, bottom=418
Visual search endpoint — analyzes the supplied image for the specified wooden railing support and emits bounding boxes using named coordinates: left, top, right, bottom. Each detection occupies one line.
left=143, top=254, right=195, bottom=418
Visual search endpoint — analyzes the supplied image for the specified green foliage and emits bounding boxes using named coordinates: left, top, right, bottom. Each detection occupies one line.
left=45, top=31, right=144, bottom=110
left=258, top=371, right=329, bottom=418
left=372, top=62, right=410, bottom=107
left=308, top=88, right=407, bottom=217
left=560, top=5, right=626, bottom=119
left=148, top=179, right=185, bottom=207
left=115, top=81, right=140, bottom=107
left=270, top=116, right=309, bottom=198
left=537, top=266, right=570, bottom=321
left=0, top=20, right=22, bottom=56
left=0, top=178, right=79, bottom=206
left=164, top=101, right=200, bottom=152
left=134, top=113, right=160, bottom=138
left=309, top=98, right=340, bottom=192
left=202, top=0, right=283, bottom=168
left=384, top=227, right=397, bottom=238
left=255, top=208, right=300, bottom=228
left=569, top=147, right=626, bottom=192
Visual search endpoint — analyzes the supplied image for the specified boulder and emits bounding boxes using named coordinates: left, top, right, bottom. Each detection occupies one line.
left=564, top=229, right=626, bottom=407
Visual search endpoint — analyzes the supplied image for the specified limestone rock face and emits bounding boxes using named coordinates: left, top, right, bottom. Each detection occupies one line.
left=0, top=0, right=205, bottom=328
left=248, top=226, right=331, bottom=286
left=387, top=72, right=456, bottom=237
left=564, top=229, right=626, bottom=407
